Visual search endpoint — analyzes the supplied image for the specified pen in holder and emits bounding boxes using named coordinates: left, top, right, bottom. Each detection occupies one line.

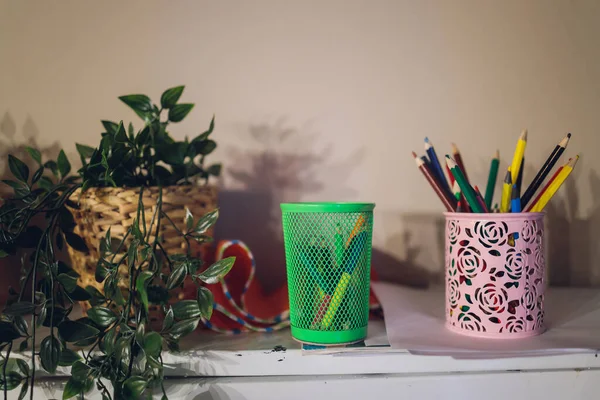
left=444, top=212, right=546, bottom=339
left=281, top=202, right=374, bottom=345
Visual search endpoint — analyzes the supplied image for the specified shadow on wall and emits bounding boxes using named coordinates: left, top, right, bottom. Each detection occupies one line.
left=0, top=112, right=62, bottom=304
left=216, top=119, right=367, bottom=293
left=546, top=162, right=600, bottom=287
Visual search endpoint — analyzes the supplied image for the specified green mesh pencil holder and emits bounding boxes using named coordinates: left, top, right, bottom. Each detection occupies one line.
left=280, top=202, right=375, bottom=345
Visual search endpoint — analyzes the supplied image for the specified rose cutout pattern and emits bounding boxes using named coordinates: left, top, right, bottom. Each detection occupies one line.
left=521, top=220, right=537, bottom=244
left=456, top=246, right=486, bottom=280
left=446, top=217, right=545, bottom=335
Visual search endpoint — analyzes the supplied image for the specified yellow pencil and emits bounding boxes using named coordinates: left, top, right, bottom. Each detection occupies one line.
left=530, top=155, right=579, bottom=212
left=510, top=129, right=528, bottom=184
left=500, top=167, right=512, bottom=213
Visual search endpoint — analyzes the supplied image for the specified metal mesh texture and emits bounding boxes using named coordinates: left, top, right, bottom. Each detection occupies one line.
left=282, top=211, right=373, bottom=333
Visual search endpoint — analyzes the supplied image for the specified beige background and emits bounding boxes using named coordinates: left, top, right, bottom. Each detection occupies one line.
left=1, top=0, right=599, bottom=289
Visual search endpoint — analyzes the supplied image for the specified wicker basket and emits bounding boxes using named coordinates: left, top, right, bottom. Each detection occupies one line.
left=66, top=184, right=218, bottom=324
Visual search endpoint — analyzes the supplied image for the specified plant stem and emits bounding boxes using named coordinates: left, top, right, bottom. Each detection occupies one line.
left=3, top=342, right=12, bottom=400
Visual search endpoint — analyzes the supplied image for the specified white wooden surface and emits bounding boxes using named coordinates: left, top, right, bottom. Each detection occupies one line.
left=11, top=320, right=600, bottom=399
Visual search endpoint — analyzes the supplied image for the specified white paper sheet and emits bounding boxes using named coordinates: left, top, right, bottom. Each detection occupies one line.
left=372, top=282, right=600, bottom=358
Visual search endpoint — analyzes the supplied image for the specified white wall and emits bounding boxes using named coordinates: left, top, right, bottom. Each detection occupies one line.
left=1, top=0, right=599, bottom=287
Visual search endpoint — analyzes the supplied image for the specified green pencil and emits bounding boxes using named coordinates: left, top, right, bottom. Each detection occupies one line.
left=484, top=150, right=500, bottom=209
left=445, top=156, right=484, bottom=213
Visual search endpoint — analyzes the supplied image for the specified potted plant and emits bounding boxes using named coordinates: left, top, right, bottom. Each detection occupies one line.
left=0, top=86, right=234, bottom=399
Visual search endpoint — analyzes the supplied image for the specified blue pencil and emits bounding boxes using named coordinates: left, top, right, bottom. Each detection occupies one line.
left=424, top=137, right=451, bottom=195
left=511, top=184, right=521, bottom=213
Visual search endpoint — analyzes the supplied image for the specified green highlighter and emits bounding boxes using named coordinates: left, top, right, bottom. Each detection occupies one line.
left=321, top=231, right=367, bottom=329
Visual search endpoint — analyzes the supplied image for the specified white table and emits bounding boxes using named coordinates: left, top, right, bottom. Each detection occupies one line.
left=17, top=320, right=600, bottom=399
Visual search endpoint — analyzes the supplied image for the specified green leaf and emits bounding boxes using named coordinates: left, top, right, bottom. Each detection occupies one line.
left=195, top=209, right=219, bottom=235
left=70, top=360, right=91, bottom=381
left=102, top=328, right=117, bottom=355
left=185, top=208, right=194, bottom=231
left=25, top=146, right=42, bottom=164
left=31, top=166, right=44, bottom=184
left=172, top=300, right=201, bottom=320
left=44, top=160, right=59, bottom=177
left=197, top=256, right=235, bottom=284
left=168, top=103, right=194, bottom=122
left=0, top=371, right=23, bottom=391
left=17, top=380, right=28, bottom=400
left=128, top=122, right=135, bottom=142
left=85, top=286, right=105, bottom=305
left=101, top=120, right=119, bottom=135
left=64, top=232, right=88, bottom=253
left=58, top=321, right=99, bottom=342
left=160, top=85, right=185, bottom=109
left=136, top=271, right=154, bottom=315
left=40, top=335, right=60, bottom=373
left=62, top=375, right=84, bottom=399
left=69, top=286, right=92, bottom=301
left=160, top=142, right=188, bottom=166
left=206, top=164, right=222, bottom=177
left=0, top=249, right=8, bottom=258
left=58, top=348, right=81, bottom=367
left=1, top=179, right=28, bottom=197
left=170, top=318, right=200, bottom=339
left=55, top=234, right=64, bottom=251
left=19, top=339, right=28, bottom=352
left=122, top=376, right=147, bottom=400
left=114, top=121, right=128, bottom=143
left=194, top=139, right=217, bottom=156
left=16, top=359, right=29, bottom=376
left=95, top=262, right=110, bottom=283
left=13, top=316, right=28, bottom=335
left=162, top=308, right=174, bottom=332
left=3, top=302, right=35, bottom=317
left=143, top=332, right=162, bottom=357
left=57, top=150, right=71, bottom=178
left=57, top=273, right=78, bottom=293
left=115, top=336, right=131, bottom=367
left=460, top=305, right=470, bottom=312
left=87, top=307, right=117, bottom=328
left=119, top=94, right=152, bottom=120
left=166, top=264, right=187, bottom=290
left=193, top=115, right=215, bottom=142
left=197, top=286, right=214, bottom=320
left=75, top=143, right=95, bottom=165
left=8, top=155, right=29, bottom=183
left=38, top=176, right=53, bottom=191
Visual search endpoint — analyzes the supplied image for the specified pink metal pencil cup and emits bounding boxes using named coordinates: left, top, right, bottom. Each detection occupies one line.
left=444, top=212, right=545, bottom=339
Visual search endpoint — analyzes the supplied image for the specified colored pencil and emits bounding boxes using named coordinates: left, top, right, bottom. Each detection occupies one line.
left=413, top=152, right=457, bottom=212
left=446, top=164, right=456, bottom=186
left=510, top=129, right=527, bottom=185
left=346, top=215, right=366, bottom=247
left=484, top=150, right=500, bottom=209
left=511, top=184, right=521, bottom=213
left=529, top=156, right=579, bottom=212
left=425, top=137, right=452, bottom=195
left=493, top=203, right=499, bottom=213
left=521, top=133, right=571, bottom=209
left=452, top=181, right=463, bottom=212
left=516, top=156, right=524, bottom=193
left=525, top=164, right=565, bottom=212
left=445, top=156, right=484, bottom=213
left=474, top=185, right=490, bottom=213
left=500, top=167, right=512, bottom=213
left=451, top=143, right=469, bottom=182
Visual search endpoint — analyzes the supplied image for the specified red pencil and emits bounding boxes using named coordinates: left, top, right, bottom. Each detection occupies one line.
left=474, top=185, right=490, bottom=213
left=525, top=163, right=566, bottom=212
left=452, top=143, right=469, bottom=182
left=413, top=152, right=457, bottom=212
